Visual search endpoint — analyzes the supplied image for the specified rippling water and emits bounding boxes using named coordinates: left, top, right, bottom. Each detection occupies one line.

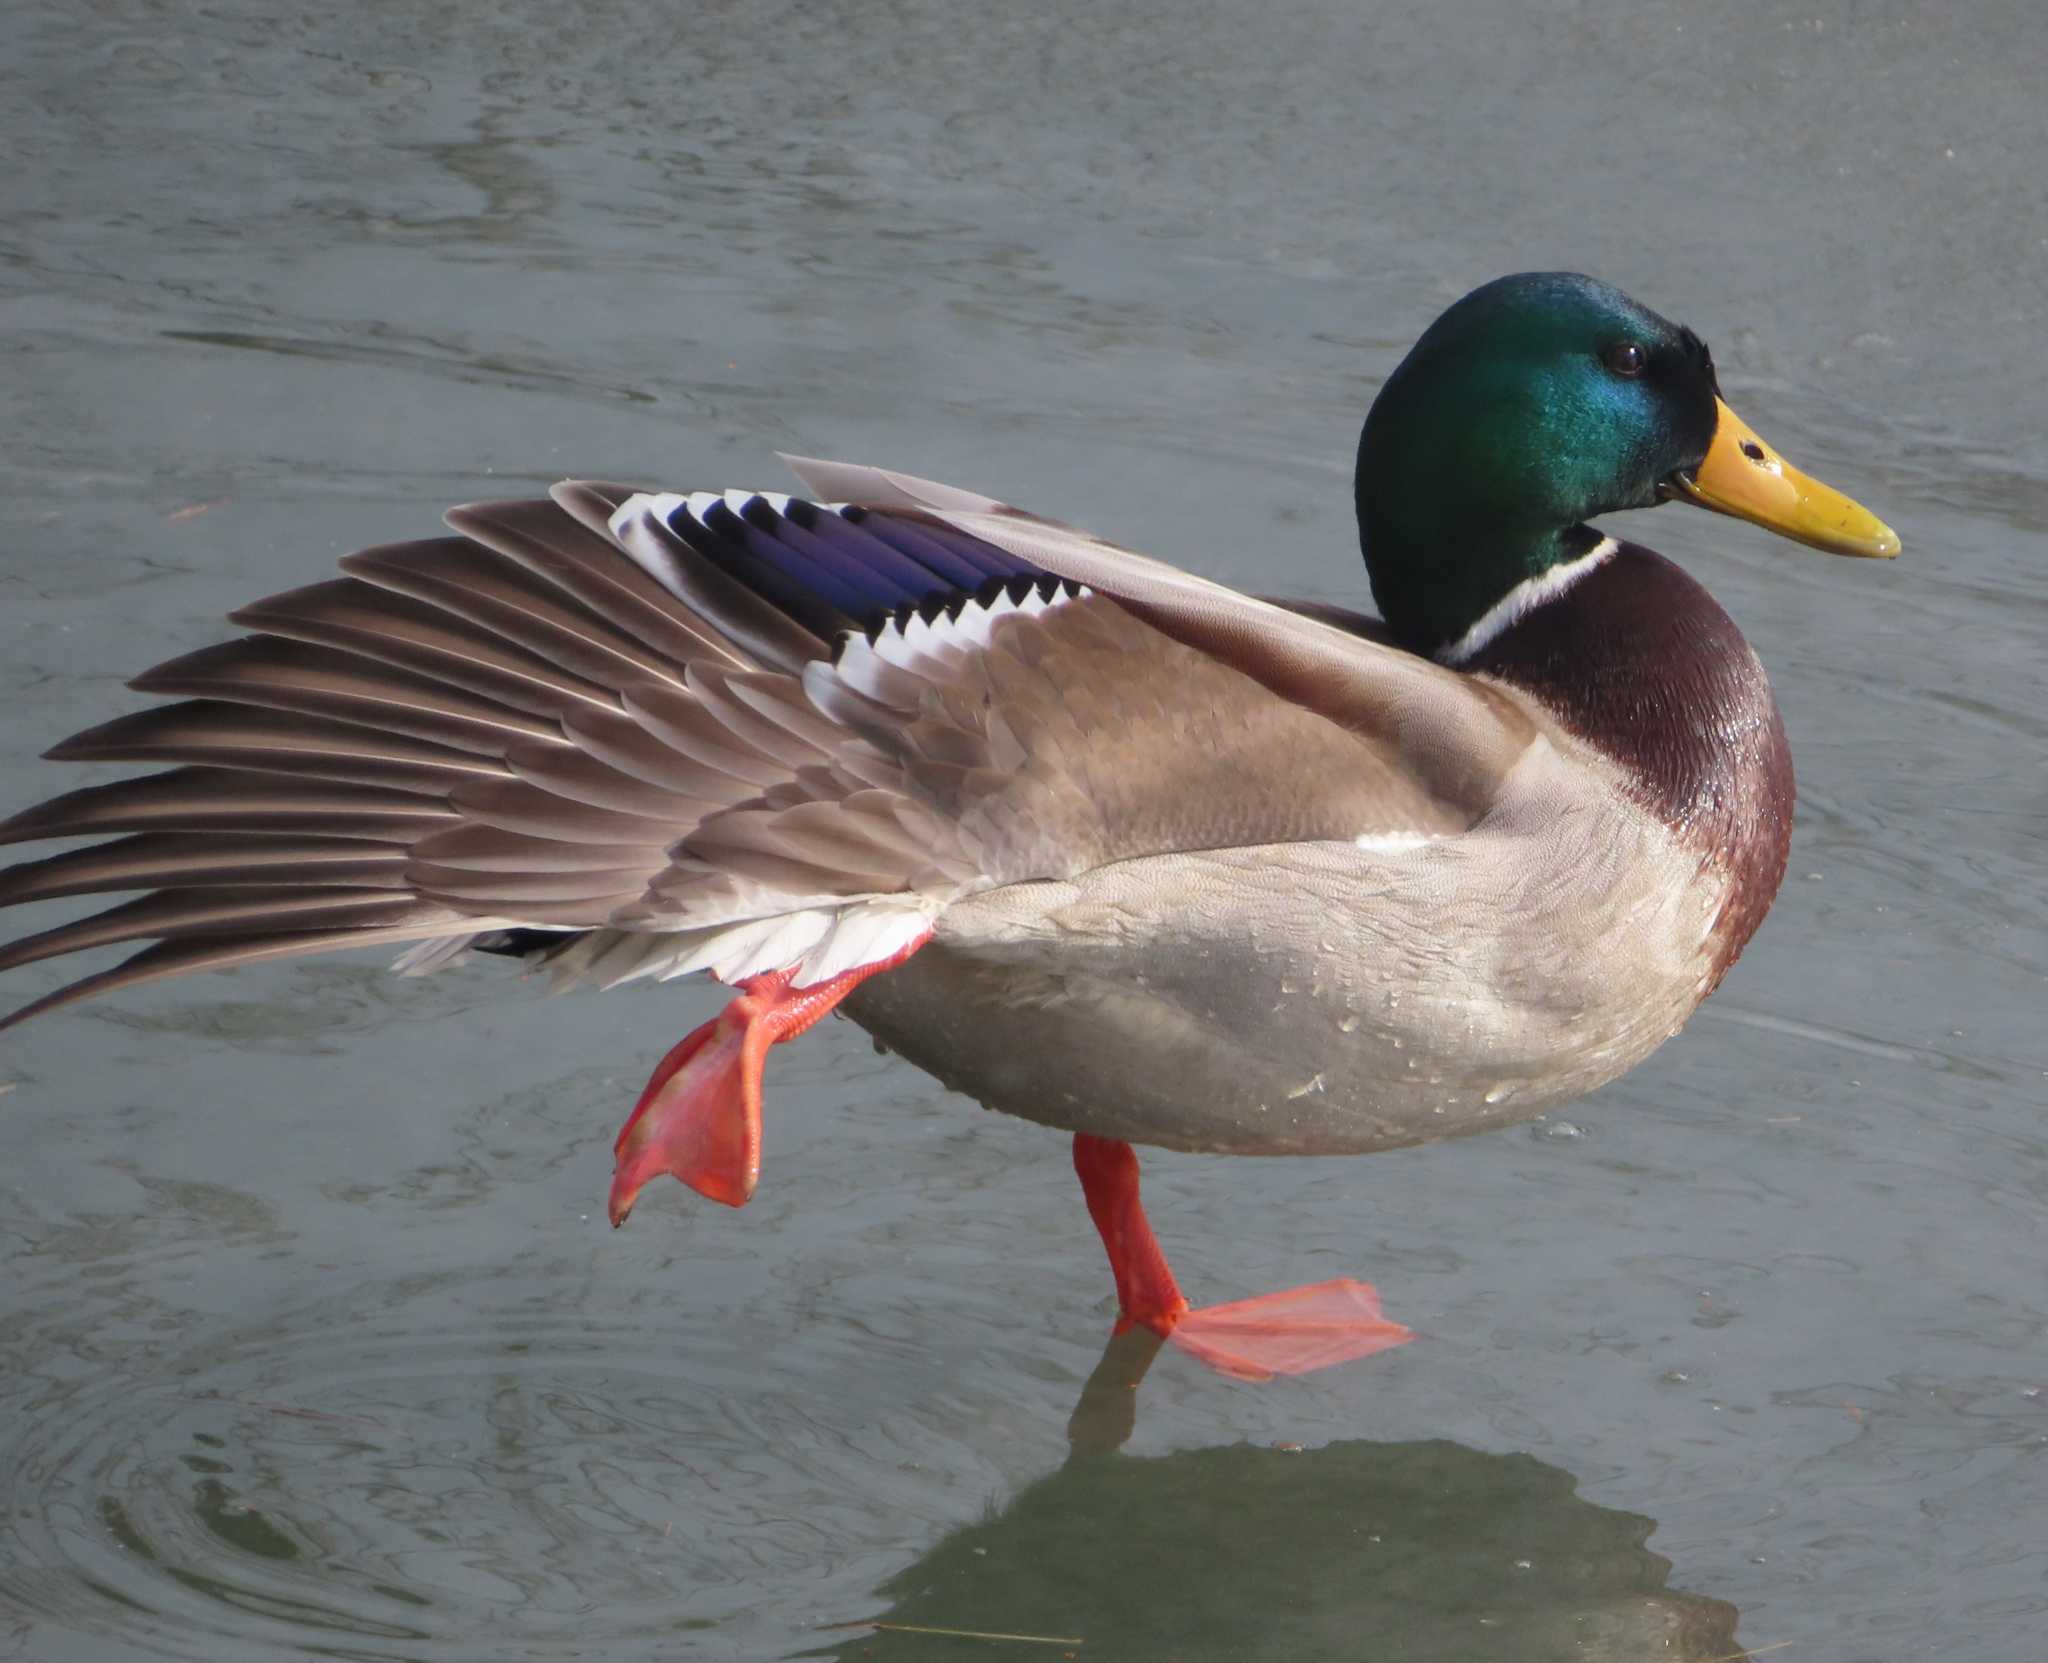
left=2, top=1, right=2045, bottom=1658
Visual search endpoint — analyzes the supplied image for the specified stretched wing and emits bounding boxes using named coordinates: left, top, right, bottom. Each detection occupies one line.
left=0, top=468, right=1535, bottom=1029
left=777, top=454, right=1538, bottom=797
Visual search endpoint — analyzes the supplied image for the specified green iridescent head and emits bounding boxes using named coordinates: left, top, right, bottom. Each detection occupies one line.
left=1353, top=272, right=1897, bottom=657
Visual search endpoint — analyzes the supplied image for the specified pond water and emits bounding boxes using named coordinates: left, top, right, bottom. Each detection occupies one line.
left=2, top=2, right=2044, bottom=1659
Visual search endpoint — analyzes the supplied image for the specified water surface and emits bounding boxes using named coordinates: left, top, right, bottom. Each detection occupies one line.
left=2, top=2, right=2045, bottom=1659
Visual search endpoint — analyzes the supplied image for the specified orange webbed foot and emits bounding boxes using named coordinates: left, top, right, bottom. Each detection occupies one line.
left=609, top=995, right=767, bottom=1220
left=1073, top=1133, right=1413, bottom=1380
left=608, top=933, right=931, bottom=1225
left=1166, top=1278, right=1412, bottom=1381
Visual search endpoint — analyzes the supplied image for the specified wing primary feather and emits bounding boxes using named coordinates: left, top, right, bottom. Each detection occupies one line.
left=446, top=498, right=741, bottom=668
left=494, top=747, right=720, bottom=822
left=0, top=769, right=455, bottom=848
left=408, top=863, right=651, bottom=906
left=340, top=538, right=690, bottom=691
left=0, top=918, right=499, bottom=1035
left=129, top=637, right=566, bottom=754
left=548, top=480, right=638, bottom=536
left=0, top=887, right=427, bottom=975
left=45, top=702, right=514, bottom=791
left=446, top=778, right=694, bottom=845
left=408, top=825, right=668, bottom=874
left=0, top=833, right=411, bottom=907
left=230, top=578, right=620, bottom=716
left=554, top=705, right=763, bottom=802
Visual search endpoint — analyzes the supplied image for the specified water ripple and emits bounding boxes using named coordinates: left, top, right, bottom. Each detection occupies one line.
left=0, top=1272, right=1015, bottom=1661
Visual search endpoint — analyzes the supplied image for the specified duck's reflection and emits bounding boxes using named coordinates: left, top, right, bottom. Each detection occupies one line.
left=834, top=1330, right=1745, bottom=1662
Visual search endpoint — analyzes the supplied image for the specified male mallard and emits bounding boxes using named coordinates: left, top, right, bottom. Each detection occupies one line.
left=0, top=273, right=1896, bottom=1379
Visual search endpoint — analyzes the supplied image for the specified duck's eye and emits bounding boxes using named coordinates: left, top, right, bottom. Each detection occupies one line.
left=1602, top=341, right=1647, bottom=378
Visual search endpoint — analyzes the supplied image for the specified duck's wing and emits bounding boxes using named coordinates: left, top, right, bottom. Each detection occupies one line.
left=779, top=455, right=1531, bottom=794
left=0, top=466, right=1538, bottom=1029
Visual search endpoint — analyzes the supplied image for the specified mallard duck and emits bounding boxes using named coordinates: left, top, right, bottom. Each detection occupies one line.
left=0, top=273, right=1896, bottom=1379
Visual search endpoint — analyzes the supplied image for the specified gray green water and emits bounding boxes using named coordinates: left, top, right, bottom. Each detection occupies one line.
left=2, top=2, right=2044, bottom=1658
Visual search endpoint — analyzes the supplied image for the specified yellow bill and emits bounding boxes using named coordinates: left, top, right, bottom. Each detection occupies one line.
left=1668, top=397, right=1900, bottom=558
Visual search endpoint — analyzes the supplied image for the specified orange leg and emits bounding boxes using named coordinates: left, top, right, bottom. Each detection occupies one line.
left=608, top=933, right=930, bottom=1224
left=1071, top=1132, right=1415, bottom=1381
left=1072, top=1133, right=1191, bottom=1333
